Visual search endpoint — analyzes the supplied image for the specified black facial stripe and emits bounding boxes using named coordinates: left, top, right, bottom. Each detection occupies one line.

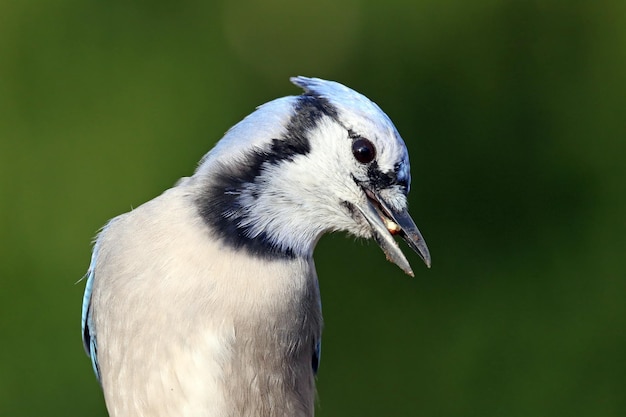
left=268, top=94, right=334, bottom=164
left=349, top=162, right=408, bottom=194
left=341, top=200, right=357, bottom=217
left=301, top=92, right=339, bottom=121
left=195, top=94, right=339, bottom=259
left=367, top=161, right=401, bottom=190
left=347, top=129, right=361, bottom=140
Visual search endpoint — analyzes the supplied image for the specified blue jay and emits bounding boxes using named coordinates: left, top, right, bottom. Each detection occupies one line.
left=81, top=77, right=430, bottom=417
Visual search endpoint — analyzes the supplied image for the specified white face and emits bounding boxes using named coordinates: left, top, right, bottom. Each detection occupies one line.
left=229, top=96, right=414, bottom=260
left=193, top=77, right=429, bottom=270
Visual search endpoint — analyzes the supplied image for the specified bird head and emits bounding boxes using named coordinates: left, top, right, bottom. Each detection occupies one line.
left=194, top=77, right=430, bottom=275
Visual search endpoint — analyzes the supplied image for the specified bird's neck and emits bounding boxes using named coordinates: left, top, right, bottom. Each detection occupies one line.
left=193, top=160, right=335, bottom=260
left=192, top=96, right=348, bottom=260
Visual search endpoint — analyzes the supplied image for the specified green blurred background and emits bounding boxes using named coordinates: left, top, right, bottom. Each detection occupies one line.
left=1, top=0, right=624, bottom=415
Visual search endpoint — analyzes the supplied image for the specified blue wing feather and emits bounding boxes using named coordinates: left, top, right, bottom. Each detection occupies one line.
left=312, top=339, right=321, bottom=374
left=81, top=240, right=101, bottom=381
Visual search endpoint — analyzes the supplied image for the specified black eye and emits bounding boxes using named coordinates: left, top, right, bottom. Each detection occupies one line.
left=352, top=138, right=376, bottom=164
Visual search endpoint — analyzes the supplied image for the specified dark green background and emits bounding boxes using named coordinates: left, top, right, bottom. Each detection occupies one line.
left=1, top=1, right=624, bottom=416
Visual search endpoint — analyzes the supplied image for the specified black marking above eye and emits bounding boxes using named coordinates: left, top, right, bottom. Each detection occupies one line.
left=352, top=138, right=376, bottom=164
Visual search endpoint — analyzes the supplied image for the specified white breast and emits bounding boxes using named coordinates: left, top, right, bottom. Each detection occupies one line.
left=89, top=180, right=322, bottom=417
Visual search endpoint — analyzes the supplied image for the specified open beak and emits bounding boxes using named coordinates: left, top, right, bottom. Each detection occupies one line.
left=355, top=189, right=431, bottom=276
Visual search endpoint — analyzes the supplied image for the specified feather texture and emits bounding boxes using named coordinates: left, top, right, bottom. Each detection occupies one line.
left=82, top=77, right=429, bottom=416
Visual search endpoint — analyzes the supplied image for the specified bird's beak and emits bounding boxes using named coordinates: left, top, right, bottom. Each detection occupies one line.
left=356, top=189, right=431, bottom=276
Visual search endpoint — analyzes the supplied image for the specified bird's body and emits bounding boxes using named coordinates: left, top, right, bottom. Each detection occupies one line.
left=82, top=77, right=430, bottom=417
